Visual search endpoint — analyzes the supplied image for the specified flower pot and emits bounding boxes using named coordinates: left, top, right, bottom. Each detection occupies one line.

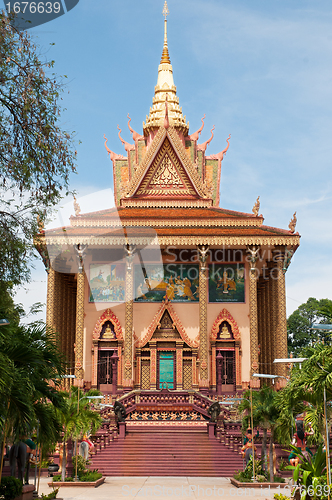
left=48, top=464, right=59, bottom=477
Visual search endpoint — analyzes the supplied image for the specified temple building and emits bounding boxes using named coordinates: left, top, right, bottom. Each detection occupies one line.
left=36, top=2, right=300, bottom=398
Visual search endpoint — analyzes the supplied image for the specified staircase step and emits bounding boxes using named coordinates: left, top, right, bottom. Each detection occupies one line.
left=90, top=428, right=243, bottom=477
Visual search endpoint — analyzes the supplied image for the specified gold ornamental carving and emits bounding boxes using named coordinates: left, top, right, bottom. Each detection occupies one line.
left=252, top=196, right=260, bottom=217
left=136, top=138, right=198, bottom=197
left=124, top=127, right=209, bottom=199
left=137, top=299, right=199, bottom=348
left=124, top=249, right=134, bottom=382
left=249, top=266, right=259, bottom=377
left=288, top=212, right=297, bottom=233
left=75, top=270, right=85, bottom=380
left=44, top=234, right=301, bottom=247
left=198, top=248, right=209, bottom=382
left=210, top=309, right=241, bottom=341
left=92, top=308, right=123, bottom=340
left=70, top=216, right=263, bottom=228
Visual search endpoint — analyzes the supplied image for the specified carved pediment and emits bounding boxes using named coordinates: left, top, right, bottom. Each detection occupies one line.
left=136, top=138, right=197, bottom=197
left=152, top=310, right=181, bottom=340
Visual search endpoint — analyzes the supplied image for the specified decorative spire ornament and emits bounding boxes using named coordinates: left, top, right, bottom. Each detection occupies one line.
left=143, top=0, right=189, bottom=135
left=288, top=212, right=297, bottom=233
left=161, top=1, right=171, bottom=64
left=252, top=196, right=260, bottom=217
left=73, top=195, right=81, bottom=217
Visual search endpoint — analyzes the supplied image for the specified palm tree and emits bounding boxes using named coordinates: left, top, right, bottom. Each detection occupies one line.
left=0, top=319, right=67, bottom=479
left=278, top=343, right=332, bottom=447
left=238, top=386, right=281, bottom=480
left=57, top=387, right=102, bottom=482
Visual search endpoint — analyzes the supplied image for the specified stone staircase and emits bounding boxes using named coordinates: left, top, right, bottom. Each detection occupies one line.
left=90, top=428, right=244, bottom=476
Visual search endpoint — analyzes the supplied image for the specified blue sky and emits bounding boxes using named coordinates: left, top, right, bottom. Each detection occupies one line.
left=15, top=0, right=332, bottom=319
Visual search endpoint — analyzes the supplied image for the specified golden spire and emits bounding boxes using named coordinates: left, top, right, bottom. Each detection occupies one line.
left=143, top=1, right=189, bottom=137
left=161, top=1, right=171, bottom=64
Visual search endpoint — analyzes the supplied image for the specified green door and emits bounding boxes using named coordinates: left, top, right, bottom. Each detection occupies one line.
left=159, top=351, right=174, bottom=389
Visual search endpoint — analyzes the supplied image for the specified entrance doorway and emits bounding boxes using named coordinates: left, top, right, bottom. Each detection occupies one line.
left=98, top=350, right=117, bottom=393
left=157, top=351, right=175, bottom=389
left=216, top=350, right=235, bottom=393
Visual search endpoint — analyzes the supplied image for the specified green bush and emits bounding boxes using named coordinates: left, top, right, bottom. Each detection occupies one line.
left=72, top=455, right=89, bottom=476
left=41, top=487, right=59, bottom=500
left=0, top=477, right=23, bottom=500
left=79, top=470, right=102, bottom=482
left=273, top=494, right=291, bottom=500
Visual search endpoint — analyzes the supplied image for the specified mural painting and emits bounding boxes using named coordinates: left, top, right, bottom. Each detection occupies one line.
left=134, top=264, right=199, bottom=302
left=208, top=264, right=245, bottom=303
left=89, top=264, right=125, bottom=302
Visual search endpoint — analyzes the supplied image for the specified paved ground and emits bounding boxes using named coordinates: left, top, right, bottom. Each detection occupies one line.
left=35, top=476, right=293, bottom=500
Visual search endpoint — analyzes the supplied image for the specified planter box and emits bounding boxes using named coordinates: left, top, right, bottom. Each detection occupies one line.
left=230, top=478, right=286, bottom=489
left=48, top=477, right=105, bottom=488
left=13, top=484, right=35, bottom=500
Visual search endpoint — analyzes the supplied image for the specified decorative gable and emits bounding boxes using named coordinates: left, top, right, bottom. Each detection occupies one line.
left=151, top=310, right=181, bottom=340
left=122, top=127, right=211, bottom=206
left=136, top=138, right=197, bottom=197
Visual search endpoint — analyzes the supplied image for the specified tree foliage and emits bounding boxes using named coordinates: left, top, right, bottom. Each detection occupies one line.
left=0, top=287, right=67, bottom=452
left=238, top=386, right=281, bottom=479
left=277, top=342, right=332, bottom=448
left=287, top=298, right=332, bottom=355
left=0, top=11, right=76, bottom=286
left=57, top=387, right=102, bottom=481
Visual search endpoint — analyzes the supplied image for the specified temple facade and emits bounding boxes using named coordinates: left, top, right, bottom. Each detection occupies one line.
left=36, top=3, right=300, bottom=397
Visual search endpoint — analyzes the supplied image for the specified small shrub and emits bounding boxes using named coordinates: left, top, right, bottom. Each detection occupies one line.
left=0, top=477, right=23, bottom=500
left=41, top=487, right=60, bottom=500
left=277, top=458, right=289, bottom=471
left=52, top=474, right=61, bottom=482
left=79, top=470, right=102, bottom=482
left=273, top=494, right=291, bottom=500
left=256, top=474, right=267, bottom=482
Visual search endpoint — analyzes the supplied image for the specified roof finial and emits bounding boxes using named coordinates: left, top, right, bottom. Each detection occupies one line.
left=162, top=0, right=169, bottom=19
left=161, top=1, right=171, bottom=64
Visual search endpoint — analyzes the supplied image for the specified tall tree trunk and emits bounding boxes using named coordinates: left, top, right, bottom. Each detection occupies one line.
left=269, top=429, right=274, bottom=482
left=261, top=428, right=267, bottom=471
left=61, top=438, right=66, bottom=482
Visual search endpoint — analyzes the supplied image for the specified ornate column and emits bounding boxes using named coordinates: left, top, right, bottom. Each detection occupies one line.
left=75, top=269, right=85, bottom=383
left=211, top=341, right=216, bottom=390
left=235, top=341, right=241, bottom=388
left=176, top=341, right=184, bottom=390
left=192, top=348, right=199, bottom=390
left=273, top=249, right=288, bottom=377
left=123, top=245, right=135, bottom=390
left=197, top=246, right=209, bottom=393
left=92, top=341, right=98, bottom=387
left=247, top=246, right=260, bottom=377
left=117, top=339, right=124, bottom=392
left=135, top=348, right=142, bottom=389
left=266, top=262, right=274, bottom=373
left=46, top=267, right=56, bottom=329
left=150, top=340, right=157, bottom=390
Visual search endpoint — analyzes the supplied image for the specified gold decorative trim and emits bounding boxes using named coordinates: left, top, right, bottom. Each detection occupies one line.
left=249, top=268, right=259, bottom=376
left=136, top=141, right=197, bottom=196
left=121, top=199, right=212, bottom=208
left=126, top=421, right=206, bottom=427
left=45, top=235, right=301, bottom=247
left=124, top=127, right=166, bottom=197
left=70, top=217, right=263, bottom=228
left=124, top=264, right=134, bottom=382
left=92, top=308, right=123, bottom=340
left=199, top=257, right=208, bottom=382
left=210, top=309, right=241, bottom=341
left=124, top=127, right=209, bottom=199
left=75, top=271, right=85, bottom=380
left=167, top=128, right=209, bottom=197
left=137, top=299, right=199, bottom=348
